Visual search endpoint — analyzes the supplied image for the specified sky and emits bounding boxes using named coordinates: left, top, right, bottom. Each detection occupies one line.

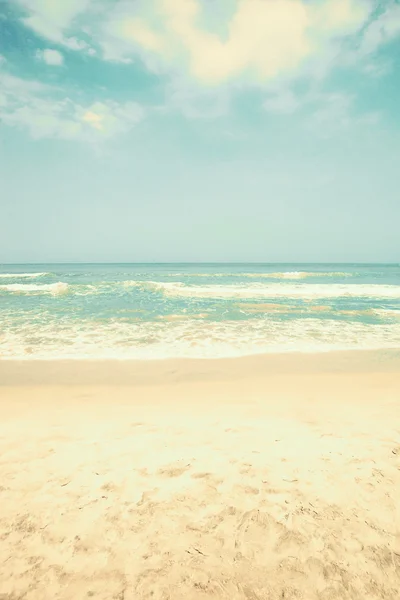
left=0, top=0, right=399, bottom=263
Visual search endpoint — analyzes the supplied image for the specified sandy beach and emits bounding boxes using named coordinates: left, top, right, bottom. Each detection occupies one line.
left=1, top=351, right=400, bottom=599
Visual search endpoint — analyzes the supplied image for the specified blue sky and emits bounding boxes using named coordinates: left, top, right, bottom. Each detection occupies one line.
left=0, top=0, right=399, bottom=263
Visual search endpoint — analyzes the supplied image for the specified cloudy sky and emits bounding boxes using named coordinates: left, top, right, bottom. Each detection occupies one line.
left=0, top=0, right=399, bottom=263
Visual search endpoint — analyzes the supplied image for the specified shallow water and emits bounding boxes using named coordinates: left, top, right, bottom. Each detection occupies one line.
left=1, top=263, right=399, bottom=359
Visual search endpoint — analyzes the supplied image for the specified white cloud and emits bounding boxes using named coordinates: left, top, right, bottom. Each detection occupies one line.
left=307, top=92, right=381, bottom=137
left=14, top=0, right=400, bottom=92
left=336, top=3, right=400, bottom=74
left=63, top=37, right=91, bottom=51
left=0, top=71, right=46, bottom=95
left=8, top=0, right=399, bottom=132
left=36, top=48, right=64, bottom=66
left=100, top=39, right=133, bottom=64
left=362, top=60, right=392, bottom=78
left=263, top=86, right=381, bottom=136
left=359, top=3, right=400, bottom=55
left=311, top=92, right=354, bottom=128
left=0, top=72, right=144, bottom=142
left=311, top=0, right=369, bottom=35
left=15, top=0, right=400, bottom=92
left=101, top=0, right=371, bottom=85
left=17, top=0, right=95, bottom=54
left=111, top=18, right=163, bottom=53
left=18, top=0, right=88, bottom=40
left=78, top=101, right=144, bottom=136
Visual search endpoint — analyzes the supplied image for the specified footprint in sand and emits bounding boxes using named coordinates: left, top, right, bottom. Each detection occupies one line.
left=101, top=482, right=118, bottom=492
left=12, top=513, right=39, bottom=534
left=191, top=472, right=224, bottom=487
left=234, top=509, right=287, bottom=560
left=191, top=471, right=212, bottom=479
left=201, top=505, right=238, bottom=533
left=157, top=464, right=191, bottom=478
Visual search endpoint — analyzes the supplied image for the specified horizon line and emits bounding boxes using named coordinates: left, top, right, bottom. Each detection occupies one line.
left=1, top=262, right=399, bottom=266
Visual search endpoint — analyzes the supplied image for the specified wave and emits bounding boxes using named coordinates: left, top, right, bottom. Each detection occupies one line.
left=262, top=271, right=353, bottom=279
left=164, top=271, right=355, bottom=279
left=2, top=278, right=400, bottom=301
left=0, top=282, right=69, bottom=296
left=1, top=317, right=399, bottom=360
left=0, top=272, right=50, bottom=279
left=132, top=281, right=400, bottom=300
left=373, top=309, right=400, bottom=317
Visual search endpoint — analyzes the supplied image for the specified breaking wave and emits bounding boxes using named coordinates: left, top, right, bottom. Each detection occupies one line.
left=2, top=278, right=399, bottom=301
left=262, top=271, right=353, bottom=279
left=164, top=271, right=355, bottom=279
left=131, top=281, right=400, bottom=300
left=0, top=272, right=50, bottom=279
left=0, top=282, right=69, bottom=296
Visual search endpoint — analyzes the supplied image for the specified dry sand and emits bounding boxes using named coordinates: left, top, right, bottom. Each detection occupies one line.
left=1, top=351, right=400, bottom=599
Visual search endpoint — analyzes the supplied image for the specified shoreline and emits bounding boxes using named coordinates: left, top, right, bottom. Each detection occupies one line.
left=1, top=348, right=400, bottom=387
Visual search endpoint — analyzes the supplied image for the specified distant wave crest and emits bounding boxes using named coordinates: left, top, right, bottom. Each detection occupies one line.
left=264, top=271, right=353, bottom=279
left=0, top=272, right=50, bottom=279
left=165, top=271, right=355, bottom=279
left=133, top=281, right=400, bottom=300
left=2, top=279, right=398, bottom=300
left=0, top=282, right=69, bottom=296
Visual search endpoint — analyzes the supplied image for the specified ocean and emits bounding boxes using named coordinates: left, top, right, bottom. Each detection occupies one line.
left=1, top=263, right=400, bottom=360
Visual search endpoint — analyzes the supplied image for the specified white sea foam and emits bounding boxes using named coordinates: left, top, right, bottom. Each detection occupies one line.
left=1, top=317, right=399, bottom=360
left=0, top=282, right=69, bottom=295
left=373, top=308, right=400, bottom=317
left=264, top=271, right=353, bottom=279
left=166, top=271, right=354, bottom=279
left=0, top=272, right=50, bottom=279
left=135, top=281, right=400, bottom=300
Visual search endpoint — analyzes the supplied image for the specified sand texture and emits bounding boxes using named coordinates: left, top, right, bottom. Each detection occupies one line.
left=1, top=352, right=400, bottom=599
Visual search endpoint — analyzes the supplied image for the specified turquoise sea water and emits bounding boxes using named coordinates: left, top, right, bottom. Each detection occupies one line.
left=1, top=263, right=400, bottom=359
